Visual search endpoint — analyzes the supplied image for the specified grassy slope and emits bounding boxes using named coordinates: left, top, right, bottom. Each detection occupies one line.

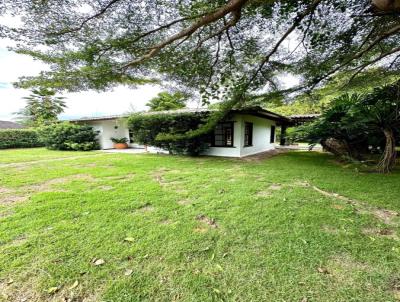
left=0, top=149, right=399, bottom=302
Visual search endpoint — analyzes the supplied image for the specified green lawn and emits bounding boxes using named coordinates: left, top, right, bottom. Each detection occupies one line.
left=0, top=148, right=399, bottom=302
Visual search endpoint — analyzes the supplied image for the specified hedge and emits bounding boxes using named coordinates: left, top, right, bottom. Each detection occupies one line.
left=0, top=129, right=43, bottom=149
left=128, top=112, right=212, bottom=155
left=38, top=122, right=99, bottom=151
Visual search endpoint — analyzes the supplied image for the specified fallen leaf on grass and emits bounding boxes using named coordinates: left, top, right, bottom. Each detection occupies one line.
left=6, top=278, right=13, bottom=285
left=68, top=280, right=79, bottom=290
left=124, top=269, right=133, bottom=276
left=124, top=237, right=135, bottom=243
left=47, top=287, right=59, bottom=294
left=215, top=264, right=223, bottom=271
left=92, top=258, right=105, bottom=266
left=317, top=267, right=329, bottom=274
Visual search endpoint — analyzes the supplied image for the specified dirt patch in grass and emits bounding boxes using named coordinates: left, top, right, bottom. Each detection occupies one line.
left=0, top=195, right=29, bottom=204
left=177, top=199, right=193, bottom=206
left=256, top=183, right=282, bottom=197
left=97, top=185, right=114, bottom=191
left=160, top=219, right=172, bottom=225
left=196, top=214, right=218, bottom=228
left=389, top=277, right=400, bottom=301
left=256, top=190, right=272, bottom=197
left=321, top=225, right=341, bottom=235
left=104, top=174, right=135, bottom=181
left=24, top=174, right=96, bottom=193
left=0, top=209, right=14, bottom=219
left=137, top=203, right=154, bottom=213
left=0, top=174, right=98, bottom=205
left=194, top=226, right=209, bottom=233
left=326, top=253, right=372, bottom=285
left=0, top=187, right=13, bottom=194
left=362, top=227, right=399, bottom=240
left=152, top=168, right=169, bottom=185
left=332, top=204, right=345, bottom=210
left=241, top=149, right=288, bottom=162
left=269, top=184, right=282, bottom=191
left=0, top=278, right=41, bottom=302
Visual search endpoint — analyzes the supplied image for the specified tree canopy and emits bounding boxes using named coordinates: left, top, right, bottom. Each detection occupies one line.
left=1, top=0, right=399, bottom=107
left=15, top=88, right=66, bottom=127
left=146, top=91, right=187, bottom=111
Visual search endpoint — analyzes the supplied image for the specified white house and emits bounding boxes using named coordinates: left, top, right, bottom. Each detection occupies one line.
left=70, top=107, right=290, bottom=157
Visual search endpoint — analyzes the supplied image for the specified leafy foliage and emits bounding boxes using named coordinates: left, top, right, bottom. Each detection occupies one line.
left=0, top=129, right=43, bottom=149
left=146, top=91, right=188, bottom=111
left=293, top=82, right=400, bottom=172
left=38, top=122, right=99, bottom=151
left=128, top=112, right=212, bottom=155
left=16, top=88, right=66, bottom=127
left=110, top=137, right=128, bottom=144
left=2, top=0, right=400, bottom=107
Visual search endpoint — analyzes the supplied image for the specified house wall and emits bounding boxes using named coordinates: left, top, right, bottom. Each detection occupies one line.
left=77, top=113, right=277, bottom=155
left=203, top=114, right=242, bottom=157
left=239, top=114, right=276, bottom=157
left=202, top=114, right=276, bottom=158
left=81, top=119, right=130, bottom=149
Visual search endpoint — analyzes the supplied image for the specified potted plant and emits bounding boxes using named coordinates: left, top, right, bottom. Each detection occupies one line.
left=111, top=137, right=129, bottom=149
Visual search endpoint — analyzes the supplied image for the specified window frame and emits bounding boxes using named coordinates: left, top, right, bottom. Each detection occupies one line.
left=212, top=121, right=234, bottom=147
left=244, top=122, right=253, bottom=147
left=270, top=125, right=276, bottom=143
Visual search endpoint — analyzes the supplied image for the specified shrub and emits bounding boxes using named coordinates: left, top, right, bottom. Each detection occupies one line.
left=38, top=122, right=99, bottom=151
left=128, top=112, right=212, bottom=155
left=0, top=129, right=43, bottom=149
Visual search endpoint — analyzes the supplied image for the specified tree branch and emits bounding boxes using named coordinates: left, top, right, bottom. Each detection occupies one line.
left=48, top=0, right=124, bottom=36
left=347, top=45, right=400, bottom=84
left=246, top=0, right=323, bottom=89
left=309, top=23, right=400, bottom=89
left=122, top=0, right=250, bottom=69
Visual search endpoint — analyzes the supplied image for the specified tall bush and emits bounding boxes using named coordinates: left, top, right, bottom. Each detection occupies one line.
left=128, top=112, right=212, bottom=155
left=38, top=122, right=99, bottom=151
left=0, top=129, right=43, bottom=149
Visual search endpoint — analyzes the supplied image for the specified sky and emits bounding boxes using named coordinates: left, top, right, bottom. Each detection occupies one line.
left=0, top=40, right=164, bottom=121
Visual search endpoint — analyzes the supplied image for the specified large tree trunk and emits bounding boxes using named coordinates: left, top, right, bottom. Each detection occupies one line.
left=321, top=138, right=352, bottom=158
left=372, top=0, right=400, bottom=12
left=377, top=128, right=397, bottom=173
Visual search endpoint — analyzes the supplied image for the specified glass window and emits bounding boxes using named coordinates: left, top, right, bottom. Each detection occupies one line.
left=213, top=122, right=234, bottom=147
left=244, top=122, right=253, bottom=147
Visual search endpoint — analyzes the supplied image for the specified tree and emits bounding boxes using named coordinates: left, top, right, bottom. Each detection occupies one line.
left=2, top=1, right=399, bottom=95
left=16, top=88, right=66, bottom=127
left=293, top=82, right=400, bottom=173
left=347, top=81, right=400, bottom=173
left=2, top=0, right=400, bottom=137
left=146, top=92, right=187, bottom=111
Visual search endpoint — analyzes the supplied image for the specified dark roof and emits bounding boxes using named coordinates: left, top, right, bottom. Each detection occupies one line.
left=0, top=121, right=25, bottom=129
left=69, top=107, right=290, bottom=123
left=289, top=114, right=320, bottom=125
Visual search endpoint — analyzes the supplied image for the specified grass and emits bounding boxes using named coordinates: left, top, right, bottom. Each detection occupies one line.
left=0, top=148, right=399, bottom=302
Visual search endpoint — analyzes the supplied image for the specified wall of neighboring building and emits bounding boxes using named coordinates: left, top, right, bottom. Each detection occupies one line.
left=239, top=114, right=276, bottom=157
left=81, top=118, right=130, bottom=149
